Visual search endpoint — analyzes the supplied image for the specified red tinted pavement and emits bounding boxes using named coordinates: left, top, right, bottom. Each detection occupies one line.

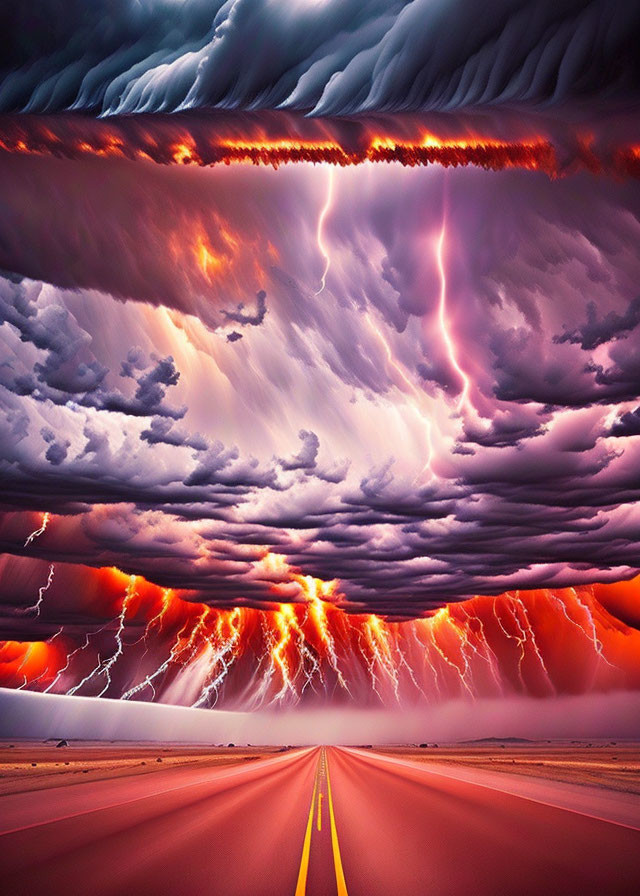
left=2, top=745, right=640, bottom=896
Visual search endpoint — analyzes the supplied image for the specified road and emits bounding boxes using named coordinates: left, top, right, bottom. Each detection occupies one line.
left=1, top=746, right=640, bottom=895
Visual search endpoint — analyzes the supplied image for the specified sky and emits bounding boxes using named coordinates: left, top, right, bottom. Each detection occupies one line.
left=1, top=1, right=640, bottom=729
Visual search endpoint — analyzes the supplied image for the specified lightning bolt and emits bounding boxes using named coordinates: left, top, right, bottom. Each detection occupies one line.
left=247, top=602, right=321, bottom=707
left=548, top=588, right=618, bottom=674
left=63, top=623, right=109, bottom=696
left=148, top=588, right=173, bottom=635
left=294, top=606, right=324, bottom=698
left=20, top=564, right=55, bottom=616
left=270, top=604, right=306, bottom=704
left=495, top=593, right=555, bottom=695
left=248, top=616, right=279, bottom=708
left=429, top=608, right=475, bottom=698
left=124, top=604, right=212, bottom=702
left=408, top=624, right=442, bottom=699
left=513, top=596, right=555, bottom=694
left=95, top=575, right=137, bottom=698
left=192, top=608, right=244, bottom=708
left=67, top=651, right=104, bottom=697
left=67, top=577, right=136, bottom=697
left=13, top=631, right=62, bottom=691
left=355, top=625, right=383, bottom=702
left=307, top=590, right=350, bottom=696
left=311, top=165, right=443, bottom=478
left=14, top=640, right=49, bottom=689
left=315, top=166, right=334, bottom=295
left=362, top=615, right=402, bottom=703
left=364, top=310, right=437, bottom=478
left=129, top=587, right=175, bottom=680
left=45, top=633, right=90, bottom=693
left=458, top=604, right=504, bottom=694
left=24, top=512, right=50, bottom=547
left=389, top=622, right=429, bottom=701
left=436, top=218, right=471, bottom=416
left=121, top=619, right=189, bottom=701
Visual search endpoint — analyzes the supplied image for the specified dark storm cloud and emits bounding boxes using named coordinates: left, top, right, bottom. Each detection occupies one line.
left=0, top=276, right=186, bottom=421
left=491, top=325, right=640, bottom=408
left=140, top=417, right=209, bottom=451
left=279, top=430, right=320, bottom=472
left=610, top=408, right=640, bottom=438
left=1, top=428, right=639, bottom=613
left=120, top=354, right=183, bottom=415
left=462, top=407, right=548, bottom=448
left=41, top=427, right=70, bottom=466
left=0, top=1, right=217, bottom=112
left=554, top=298, right=640, bottom=350
left=184, top=442, right=281, bottom=490
left=0, top=1, right=638, bottom=116
left=222, top=291, right=267, bottom=328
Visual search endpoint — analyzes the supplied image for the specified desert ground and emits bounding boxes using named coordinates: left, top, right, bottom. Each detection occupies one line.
left=0, top=740, right=287, bottom=796
left=374, top=739, right=640, bottom=795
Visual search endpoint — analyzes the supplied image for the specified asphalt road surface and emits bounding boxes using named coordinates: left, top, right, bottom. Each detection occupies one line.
left=2, top=746, right=640, bottom=896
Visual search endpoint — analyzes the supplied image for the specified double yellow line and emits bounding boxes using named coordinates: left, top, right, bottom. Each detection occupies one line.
left=295, top=748, right=348, bottom=896
left=325, top=753, right=348, bottom=895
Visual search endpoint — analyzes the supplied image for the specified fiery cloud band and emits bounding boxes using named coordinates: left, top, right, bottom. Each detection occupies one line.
left=2, top=557, right=639, bottom=709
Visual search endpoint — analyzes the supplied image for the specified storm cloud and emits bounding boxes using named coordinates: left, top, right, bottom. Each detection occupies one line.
left=1, top=1, right=639, bottom=117
left=2, top=153, right=640, bottom=613
left=1, top=1, right=640, bottom=622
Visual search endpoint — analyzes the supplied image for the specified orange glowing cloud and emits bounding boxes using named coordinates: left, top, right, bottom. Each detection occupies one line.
left=4, top=116, right=636, bottom=177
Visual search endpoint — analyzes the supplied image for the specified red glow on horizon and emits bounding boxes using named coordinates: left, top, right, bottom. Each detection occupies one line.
left=0, top=117, right=585, bottom=176
left=1, top=116, right=638, bottom=179
left=0, top=128, right=560, bottom=173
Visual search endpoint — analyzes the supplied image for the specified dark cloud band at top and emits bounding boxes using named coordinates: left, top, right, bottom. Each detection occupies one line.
left=1, top=1, right=639, bottom=118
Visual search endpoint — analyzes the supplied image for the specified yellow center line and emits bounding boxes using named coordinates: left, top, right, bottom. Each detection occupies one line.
left=326, top=751, right=349, bottom=896
left=317, top=792, right=323, bottom=831
left=294, top=756, right=320, bottom=896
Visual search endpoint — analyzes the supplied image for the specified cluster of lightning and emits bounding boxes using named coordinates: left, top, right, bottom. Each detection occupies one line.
left=1, top=559, right=638, bottom=708
left=66, top=575, right=137, bottom=698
